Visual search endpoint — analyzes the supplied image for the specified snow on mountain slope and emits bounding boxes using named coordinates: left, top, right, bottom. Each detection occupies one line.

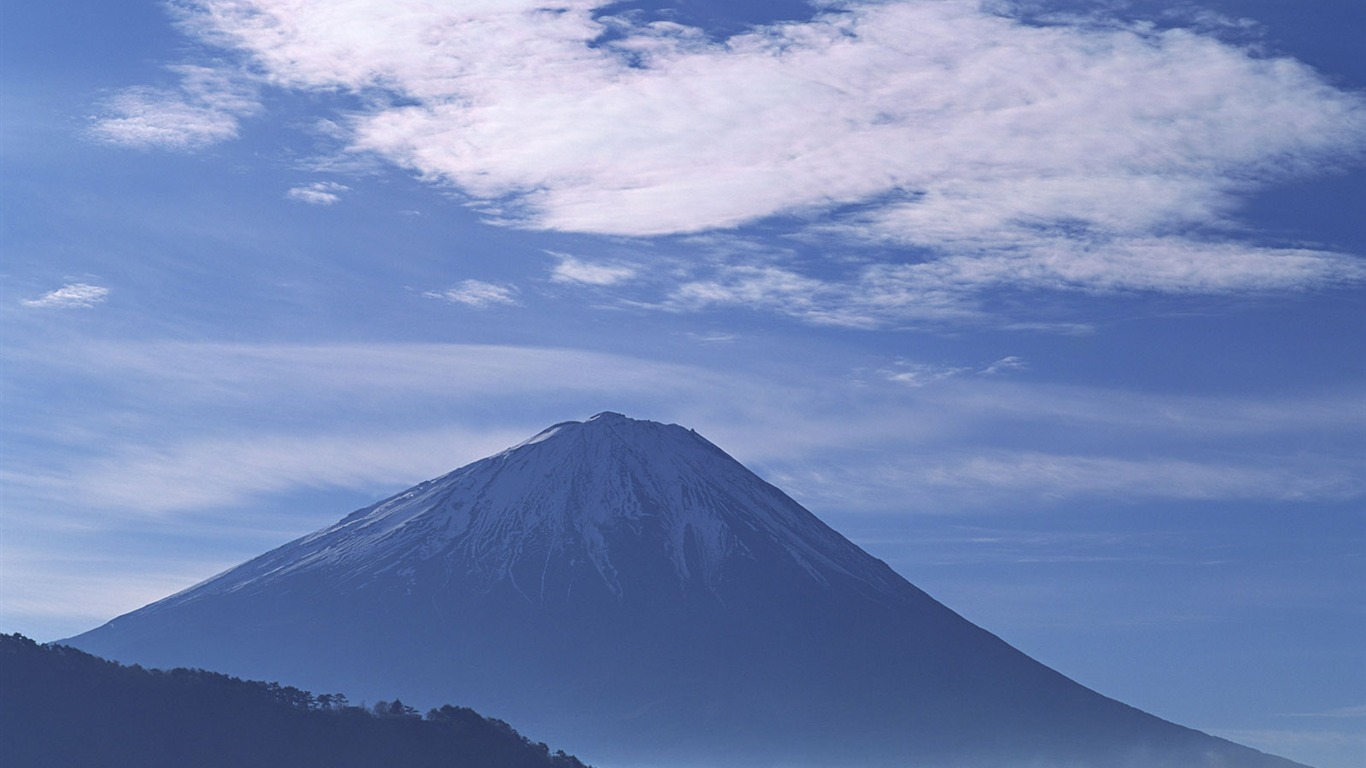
left=164, top=412, right=902, bottom=606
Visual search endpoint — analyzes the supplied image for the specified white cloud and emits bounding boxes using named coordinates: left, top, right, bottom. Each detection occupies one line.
left=549, top=251, right=638, bottom=286
left=981, top=356, right=1026, bottom=375
left=20, top=283, right=109, bottom=309
left=881, top=362, right=973, bottom=388
left=90, top=65, right=260, bottom=150
left=150, top=0, right=1366, bottom=303
left=286, top=181, right=350, bottom=205
left=668, top=265, right=915, bottom=328
left=653, top=234, right=1366, bottom=327
left=1003, top=322, right=1095, bottom=336
left=73, top=0, right=1361, bottom=333
left=853, top=235, right=1366, bottom=296
left=878, top=357, right=1023, bottom=387
left=423, top=279, right=520, bottom=308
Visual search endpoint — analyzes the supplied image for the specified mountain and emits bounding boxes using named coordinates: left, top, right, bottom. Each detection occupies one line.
left=66, top=412, right=1306, bottom=767
left=0, top=633, right=590, bottom=768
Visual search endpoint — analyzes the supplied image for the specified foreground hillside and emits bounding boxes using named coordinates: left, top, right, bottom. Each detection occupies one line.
left=0, top=633, right=589, bottom=768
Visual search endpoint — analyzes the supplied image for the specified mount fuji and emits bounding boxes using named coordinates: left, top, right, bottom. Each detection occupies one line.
left=67, top=413, right=1304, bottom=767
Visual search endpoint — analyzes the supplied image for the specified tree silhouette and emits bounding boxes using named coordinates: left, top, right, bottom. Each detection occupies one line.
left=0, top=633, right=591, bottom=768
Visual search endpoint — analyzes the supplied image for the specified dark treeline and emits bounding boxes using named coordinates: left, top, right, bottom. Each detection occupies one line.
left=0, top=633, right=590, bottom=768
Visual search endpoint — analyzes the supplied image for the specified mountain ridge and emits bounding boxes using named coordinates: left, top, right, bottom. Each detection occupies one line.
left=150, top=411, right=906, bottom=609
left=67, top=413, right=1309, bottom=768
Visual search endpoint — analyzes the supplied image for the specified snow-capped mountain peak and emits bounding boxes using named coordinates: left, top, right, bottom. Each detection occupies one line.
left=69, top=413, right=1308, bottom=768
left=171, top=413, right=899, bottom=606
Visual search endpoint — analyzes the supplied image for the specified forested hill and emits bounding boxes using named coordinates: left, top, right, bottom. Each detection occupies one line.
left=0, top=633, right=590, bottom=768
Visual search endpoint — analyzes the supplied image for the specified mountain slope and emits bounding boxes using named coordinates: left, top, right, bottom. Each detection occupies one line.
left=0, top=633, right=589, bottom=768
left=67, top=413, right=1306, bottom=768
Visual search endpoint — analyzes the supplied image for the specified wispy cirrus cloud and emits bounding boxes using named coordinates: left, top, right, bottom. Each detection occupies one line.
left=8, top=340, right=1363, bottom=517
left=422, top=280, right=519, bottom=308
left=661, top=239, right=1366, bottom=327
left=549, top=252, right=638, bottom=286
left=879, top=356, right=1025, bottom=387
left=914, top=452, right=1363, bottom=503
left=982, top=356, right=1025, bottom=375
left=104, top=0, right=1365, bottom=316
left=1286, top=705, right=1366, bottom=719
left=776, top=453, right=1366, bottom=516
left=20, top=283, right=109, bottom=309
left=10, top=427, right=529, bottom=515
left=90, top=64, right=260, bottom=150
left=286, top=181, right=350, bottom=205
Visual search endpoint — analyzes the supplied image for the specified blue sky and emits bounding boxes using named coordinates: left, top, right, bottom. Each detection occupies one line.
left=2, top=1, right=1363, bottom=766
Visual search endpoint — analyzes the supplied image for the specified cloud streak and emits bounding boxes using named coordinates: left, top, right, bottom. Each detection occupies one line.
left=423, top=280, right=520, bottom=308
left=768, top=450, right=1366, bottom=515
left=660, top=238, right=1366, bottom=327
left=18, top=427, right=529, bottom=515
left=286, top=181, right=350, bottom=205
left=20, top=283, right=109, bottom=309
left=916, top=452, right=1363, bottom=502
left=8, top=340, right=1362, bottom=516
left=549, top=252, right=638, bottom=286
left=878, top=357, right=1025, bottom=387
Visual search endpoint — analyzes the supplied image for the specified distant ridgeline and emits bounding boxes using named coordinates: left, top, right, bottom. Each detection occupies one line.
left=0, top=634, right=590, bottom=768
